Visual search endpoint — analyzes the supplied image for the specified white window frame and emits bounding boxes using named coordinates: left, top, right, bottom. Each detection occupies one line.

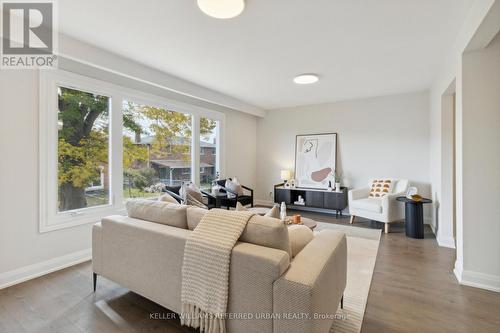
left=39, top=69, right=225, bottom=233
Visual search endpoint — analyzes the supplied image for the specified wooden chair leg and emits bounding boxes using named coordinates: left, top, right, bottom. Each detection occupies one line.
left=349, top=215, right=355, bottom=224
left=93, top=273, right=97, bottom=292
left=340, top=294, right=344, bottom=309
left=384, top=223, right=389, bottom=234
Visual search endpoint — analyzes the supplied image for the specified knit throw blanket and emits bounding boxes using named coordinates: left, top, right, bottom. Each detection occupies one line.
left=181, top=209, right=254, bottom=333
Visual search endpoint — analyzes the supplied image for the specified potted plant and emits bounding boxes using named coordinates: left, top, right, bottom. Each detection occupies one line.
left=333, top=170, right=342, bottom=192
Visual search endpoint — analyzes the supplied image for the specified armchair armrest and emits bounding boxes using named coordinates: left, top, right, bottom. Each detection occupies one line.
left=200, top=189, right=215, bottom=200
left=348, top=187, right=370, bottom=201
left=242, top=185, right=254, bottom=206
left=381, top=192, right=406, bottom=221
left=273, top=230, right=347, bottom=333
left=242, top=185, right=253, bottom=196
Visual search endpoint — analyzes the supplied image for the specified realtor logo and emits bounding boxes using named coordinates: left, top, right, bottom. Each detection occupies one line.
left=1, top=0, right=57, bottom=68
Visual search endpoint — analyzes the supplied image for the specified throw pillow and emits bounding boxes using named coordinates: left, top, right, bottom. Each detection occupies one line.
left=288, top=225, right=314, bottom=257
left=158, top=193, right=180, bottom=204
left=225, top=178, right=244, bottom=199
left=235, top=202, right=248, bottom=211
left=369, top=179, right=394, bottom=198
left=185, top=183, right=208, bottom=209
left=264, top=204, right=280, bottom=219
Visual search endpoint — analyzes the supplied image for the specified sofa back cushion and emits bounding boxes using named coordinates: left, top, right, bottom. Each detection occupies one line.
left=241, top=215, right=291, bottom=258
left=187, top=206, right=208, bottom=230
left=126, top=199, right=188, bottom=229
left=186, top=207, right=291, bottom=257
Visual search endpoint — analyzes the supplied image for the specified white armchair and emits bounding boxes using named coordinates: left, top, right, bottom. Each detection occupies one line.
left=348, top=179, right=409, bottom=233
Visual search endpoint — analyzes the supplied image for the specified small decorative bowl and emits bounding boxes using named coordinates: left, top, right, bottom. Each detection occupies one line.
left=411, top=194, right=423, bottom=202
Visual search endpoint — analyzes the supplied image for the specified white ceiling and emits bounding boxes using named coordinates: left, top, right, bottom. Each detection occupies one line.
left=59, top=0, right=474, bottom=110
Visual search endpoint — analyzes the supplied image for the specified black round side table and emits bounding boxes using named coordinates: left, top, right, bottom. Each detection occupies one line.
left=396, top=197, right=432, bottom=239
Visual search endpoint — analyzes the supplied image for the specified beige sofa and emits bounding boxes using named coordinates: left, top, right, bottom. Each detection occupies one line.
left=92, top=202, right=347, bottom=333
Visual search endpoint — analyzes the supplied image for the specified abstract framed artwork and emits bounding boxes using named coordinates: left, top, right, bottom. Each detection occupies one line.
left=294, top=133, right=337, bottom=189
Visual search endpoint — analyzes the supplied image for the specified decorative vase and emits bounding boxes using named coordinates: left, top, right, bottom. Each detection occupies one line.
left=335, top=182, right=341, bottom=192
left=280, top=202, right=287, bottom=221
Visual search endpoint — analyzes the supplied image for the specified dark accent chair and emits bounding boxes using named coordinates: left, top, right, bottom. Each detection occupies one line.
left=214, top=178, right=254, bottom=209
left=163, top=186, right=183, bottom=203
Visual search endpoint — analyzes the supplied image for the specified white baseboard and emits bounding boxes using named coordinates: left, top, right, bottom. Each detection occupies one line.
left=429, top=222, right=456, bottom=248
left=254, top=199, right=274, bottom=207
left=436, top=234, right=456, bottom=249
left=454, top=262, right=500, bottom=293
left=0, top=248, right=92, bottom=290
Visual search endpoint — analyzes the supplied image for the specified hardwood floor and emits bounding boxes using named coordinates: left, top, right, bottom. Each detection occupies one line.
left=1, top=213, right=499, bottom=333
left=301, top=212, right=500, bottom=333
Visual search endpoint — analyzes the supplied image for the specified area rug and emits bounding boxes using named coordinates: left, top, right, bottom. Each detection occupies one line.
left=314, top=222, right=381, bottom=333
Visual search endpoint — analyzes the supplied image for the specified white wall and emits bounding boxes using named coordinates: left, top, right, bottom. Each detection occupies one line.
left=458, top=33, right=500, bottom=290
left=429, top=0, right=496, bottom=249
left=256, top=92, right=431, bottom=213
left=439, top=92, right=456, bottom=248
left=0, top=41, right=258, bottom=288
left=0, top=70, right=94, bottom=278
left=428, top=0, right=500, bottom=291
left=224, top=110, right=257, bottom=188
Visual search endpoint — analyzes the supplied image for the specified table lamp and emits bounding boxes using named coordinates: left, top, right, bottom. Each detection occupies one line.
left=281, top=170, right=291, bottom=186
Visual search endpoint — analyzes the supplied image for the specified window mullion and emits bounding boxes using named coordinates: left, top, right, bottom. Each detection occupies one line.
left=192, top=115, right=200, bottom=186
left=111, top=96, right=124, bottom=207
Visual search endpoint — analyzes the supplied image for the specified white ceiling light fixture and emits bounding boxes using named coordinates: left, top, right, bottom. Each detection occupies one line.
left=293, top=74, right=319, bottom=85
left=197, top=0, right=245, bottom=19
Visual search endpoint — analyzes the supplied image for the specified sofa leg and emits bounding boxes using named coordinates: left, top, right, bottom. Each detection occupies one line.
left=384, top=224, right=389, bottom=234
left=93, top=273, right=97, bottom=292
left=349, top=215, right=355, bottom=224
left=340, top=294, right=344, bottom=309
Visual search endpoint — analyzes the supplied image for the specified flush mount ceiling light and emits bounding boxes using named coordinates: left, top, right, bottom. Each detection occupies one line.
left=293, top=74, right=319, bottom=85
left=197, top=0, right=245, bottom=19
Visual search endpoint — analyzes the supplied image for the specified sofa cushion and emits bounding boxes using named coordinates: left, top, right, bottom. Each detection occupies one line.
left=288, top=225, right=314, bottom=257
left=186, top=208, right=291, bottom=258
left=240, top=215, right=291, bottom=258
left=350, top=197, right=382, bottom=213
left=187, top=206, right=208, bottom=230
left=126, top=199, right=188, bottom=229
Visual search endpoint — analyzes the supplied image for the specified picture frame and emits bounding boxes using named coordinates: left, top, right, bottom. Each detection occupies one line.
left=294, top=133, right=337, bottom=189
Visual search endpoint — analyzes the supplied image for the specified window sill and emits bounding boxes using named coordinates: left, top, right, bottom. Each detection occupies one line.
left=39, top=206, right=126, bottom=233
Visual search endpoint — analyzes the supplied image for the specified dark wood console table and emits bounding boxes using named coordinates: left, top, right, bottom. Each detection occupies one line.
left=274, top=184, right=348, bottom=218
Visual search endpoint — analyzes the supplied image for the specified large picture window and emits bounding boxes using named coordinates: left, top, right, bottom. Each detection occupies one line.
left=57, top=87, right=110, bottom=211
left=40, top=70, right=224, bottom=232
left=122, top=101, right=192, bottom=198
left=199, top=117, right=219, bottom=191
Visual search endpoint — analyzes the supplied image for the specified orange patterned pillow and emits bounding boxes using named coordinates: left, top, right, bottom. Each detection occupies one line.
left=369, top=179, right=394, bottom=197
